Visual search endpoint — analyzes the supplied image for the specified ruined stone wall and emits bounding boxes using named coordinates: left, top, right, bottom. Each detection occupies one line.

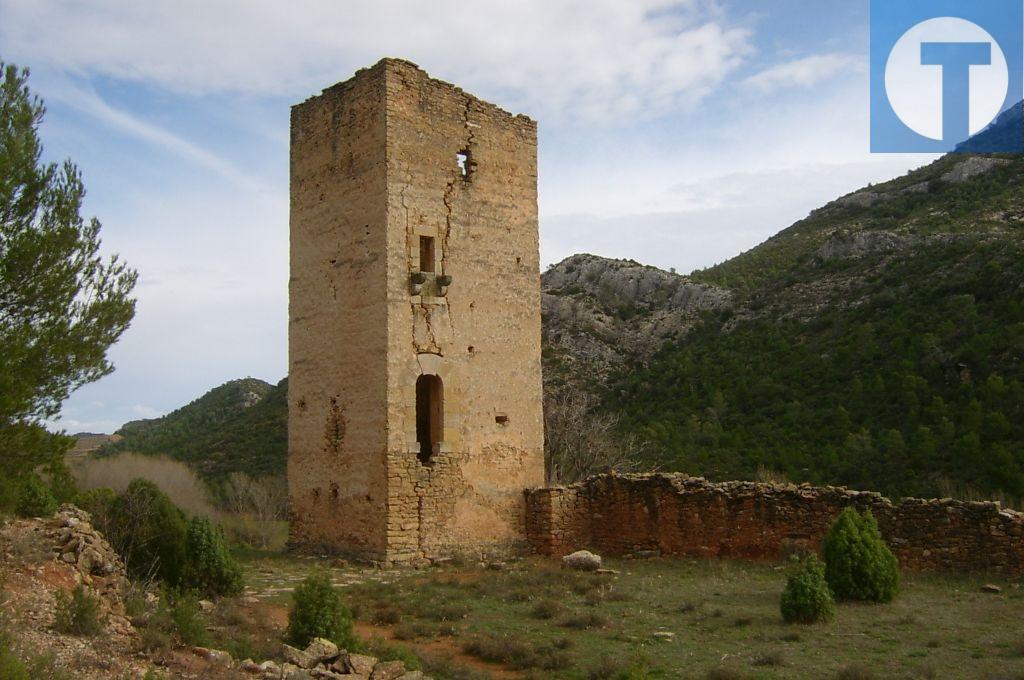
left=525, top=474, right=1024, bottom=575
left=382, top=59, right=545, bottom=561
left=288, top=63, right=390, bottom=560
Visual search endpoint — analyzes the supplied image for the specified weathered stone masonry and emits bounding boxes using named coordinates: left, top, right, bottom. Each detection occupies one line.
left=526, top=474, right=1024, bottom=575
left=289, top=59, right=545, bottom=563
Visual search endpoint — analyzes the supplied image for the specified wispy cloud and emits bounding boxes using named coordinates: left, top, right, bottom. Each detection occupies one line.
left=44, top=82, right=261, bottom=189
left=741, top=53, right=860, bottom=94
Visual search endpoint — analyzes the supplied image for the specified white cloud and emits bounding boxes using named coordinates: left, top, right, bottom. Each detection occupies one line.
left=0, top=0, right=752, bottom=123
left=741, top=53, right=860, bottom=94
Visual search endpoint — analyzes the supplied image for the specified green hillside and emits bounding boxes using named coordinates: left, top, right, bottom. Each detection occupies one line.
left=613, top=153, right=1024, bottom=501
left=100, top=377, right=287, bottom=481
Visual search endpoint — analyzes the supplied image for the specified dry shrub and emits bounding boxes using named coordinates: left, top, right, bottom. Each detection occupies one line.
left=543, top=384, right=649, bottom=484
left=71, top=452, right=217, bottom=518
left=222, top=473, right=289, bottom=549
left=756, top=465, right=791, bottom=485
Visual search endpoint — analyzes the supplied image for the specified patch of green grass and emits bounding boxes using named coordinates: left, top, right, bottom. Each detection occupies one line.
left=236, top=552, right=1024, bottom=679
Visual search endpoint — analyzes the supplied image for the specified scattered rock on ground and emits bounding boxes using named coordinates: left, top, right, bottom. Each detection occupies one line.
left=563, top=550, right=602, bottom=571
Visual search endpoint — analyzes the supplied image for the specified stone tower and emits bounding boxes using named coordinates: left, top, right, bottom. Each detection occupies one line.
left=288, top=58, right=545, bottom=563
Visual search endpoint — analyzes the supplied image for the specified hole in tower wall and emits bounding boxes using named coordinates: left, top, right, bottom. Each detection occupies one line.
left=415, top=374, right=444, bottom=465
left=456, top=149, right=473, bottom=179
left=419, top=236, right=436, bottom=273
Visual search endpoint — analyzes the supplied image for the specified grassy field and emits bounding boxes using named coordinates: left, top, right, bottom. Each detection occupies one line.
left=235, top=553, right=1024, bottom=680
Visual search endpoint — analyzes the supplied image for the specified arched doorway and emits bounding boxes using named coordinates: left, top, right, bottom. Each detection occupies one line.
left=415, top=374, right=443, bottom=464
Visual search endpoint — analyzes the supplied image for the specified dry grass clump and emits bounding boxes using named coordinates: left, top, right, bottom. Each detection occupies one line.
left=557, top=611, right=610, bottom=630
left=71, top=453, right=217, bottom=517
left=462, top=634, right=571, bottom=671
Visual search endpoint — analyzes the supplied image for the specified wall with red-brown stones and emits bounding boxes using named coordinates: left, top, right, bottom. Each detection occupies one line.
left=525, top=474, right=1024, bottom=575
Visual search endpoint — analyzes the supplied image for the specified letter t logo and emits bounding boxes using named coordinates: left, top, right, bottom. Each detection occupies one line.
left=920, top=42, right=992, bottom=145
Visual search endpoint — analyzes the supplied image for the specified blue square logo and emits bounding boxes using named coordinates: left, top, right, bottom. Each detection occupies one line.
left=871, top=0, right=1023, bottom=152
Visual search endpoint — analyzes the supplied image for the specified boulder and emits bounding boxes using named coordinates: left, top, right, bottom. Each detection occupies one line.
left=562, top=550, right=602, bottom=571
left=304, top=637, right=340, bottom=664
left=282, top=663, right=315, bottom=680
left=370, top=660, right=408, bottom=680
left=192, top=646, right=232, bottom=665
left=342, top=653, right=378, bottom=676
left=283, top=644, right=315, bottom=669
left=258, top=660, right=282, bottom=679
left=240, top=658, right=261, bottom=674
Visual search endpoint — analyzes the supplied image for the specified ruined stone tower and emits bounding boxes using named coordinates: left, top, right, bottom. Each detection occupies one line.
left=288, top=58, right=545, bottom=563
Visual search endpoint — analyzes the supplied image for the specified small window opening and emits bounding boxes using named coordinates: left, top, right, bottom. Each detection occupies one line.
left=419, top=236, right=435, bottom=273
left=495, top=413, right=509, bottom=425
left=415, top=375, right=444, bottom=464
left=456, top=149, right=473, bottom=179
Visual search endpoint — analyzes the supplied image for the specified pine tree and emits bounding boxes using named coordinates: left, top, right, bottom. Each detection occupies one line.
left=0, top=63, right=137, bottom=501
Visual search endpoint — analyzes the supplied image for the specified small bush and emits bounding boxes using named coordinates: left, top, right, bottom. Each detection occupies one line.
left=462, top=634, right=570, bottom=671
left=53, top=585, right=103, bottom=636
left=15, top=475, right=56, bottom=518
left=169, top=592, right=212, bottom=647
left=0, top=623, right=28, bottom=680
left=285, top=573, right=356, bottom=650
left=183, top=516, right=244, bottom=596
left=558, top=611, right=609, bottom=630
left=364, top=636, right=423, bottom=670
left=530, top=599, right=564, bottom=620
left=752, top=650, right=786, bottom=667
left=835, top=664, right=876, bottom=680
left=780, top=555, right=836, bottom=624
left=372, top=605, right=402, bottom=625
left=108, top=479, right=188, bottom=585
left=822, top=508, right=900, bottom=603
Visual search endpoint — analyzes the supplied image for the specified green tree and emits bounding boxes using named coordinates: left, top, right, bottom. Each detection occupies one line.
left=108, top=479, right=188, bottom=585
left=183, top=516, right=244, bottom=597
left=822, top=508, right=900, bottom=603
left=15, top=473, right=56, bottom=517
left=0, top=62, right=137, bottom=500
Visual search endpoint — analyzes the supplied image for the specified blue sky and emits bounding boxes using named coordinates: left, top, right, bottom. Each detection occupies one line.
left=0, top=0, right=938, bottom=432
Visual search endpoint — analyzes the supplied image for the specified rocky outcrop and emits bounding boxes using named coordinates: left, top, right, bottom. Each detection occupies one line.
left=50, top=504, right=131, bottom=618
left=814, top=229, right=908, bottom=262
left=0, top=506, right=146, bottom=678
left=249, top=638, right=428, bottom=679
left=940, top=156, right=1011, bottom=184
left=541, top=254, right=731, bottom=375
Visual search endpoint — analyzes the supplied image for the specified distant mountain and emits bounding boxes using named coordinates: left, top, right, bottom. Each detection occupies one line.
left=99, top=377, right=287, bottom=481
left=609, top=152, right=1024, bottom=500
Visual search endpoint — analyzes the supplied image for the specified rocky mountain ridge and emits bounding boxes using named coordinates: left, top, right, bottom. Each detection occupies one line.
left=541, top=254, right=731, bottom=378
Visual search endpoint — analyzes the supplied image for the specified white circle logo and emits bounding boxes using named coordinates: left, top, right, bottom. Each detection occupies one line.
left=885, top=17, right=1008, bottom=140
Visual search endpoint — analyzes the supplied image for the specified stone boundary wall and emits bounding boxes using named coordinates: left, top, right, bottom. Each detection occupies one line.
left=524, top=474, right=1024, bottom=575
